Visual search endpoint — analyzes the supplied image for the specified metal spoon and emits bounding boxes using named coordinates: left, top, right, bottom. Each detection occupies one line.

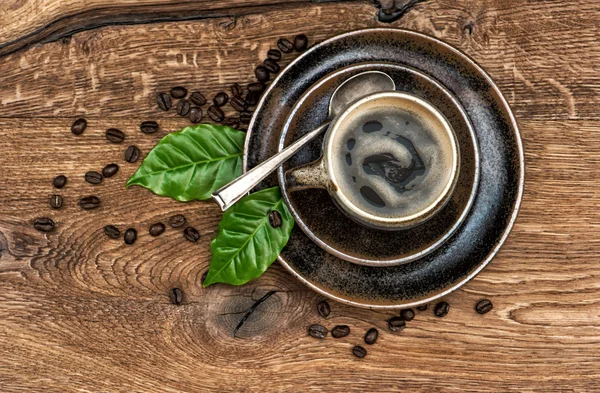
left=212, top=71, right=396, bottom=211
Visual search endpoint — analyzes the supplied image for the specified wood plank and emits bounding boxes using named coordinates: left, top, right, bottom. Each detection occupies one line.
left=0, top=1, right=599, bottom=121
left=1, top=117, right=600, bottom=391
left=0, top=0, right=365, bottom=56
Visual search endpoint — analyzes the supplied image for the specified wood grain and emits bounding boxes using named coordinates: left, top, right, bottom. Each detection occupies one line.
left=0, top=0, right=372, bottom=57
left=1, top=0, right=600, bottom=392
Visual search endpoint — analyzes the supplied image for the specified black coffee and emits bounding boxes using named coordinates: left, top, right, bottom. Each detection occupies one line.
left=331, top=98, right=455, bottom=221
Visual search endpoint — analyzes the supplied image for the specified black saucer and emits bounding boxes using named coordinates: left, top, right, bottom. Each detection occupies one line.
left=245, top=28, right=524, bottom=308
left=278, top=62, right=479, bottom=266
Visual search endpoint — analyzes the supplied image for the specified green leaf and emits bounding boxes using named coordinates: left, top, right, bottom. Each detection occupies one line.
left=204, top=187, right=295, bottom=287
left=126, top=124, right=245, bottom=201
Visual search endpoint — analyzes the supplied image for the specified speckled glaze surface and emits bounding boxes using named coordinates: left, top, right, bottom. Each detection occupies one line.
left=244, top=28, right=524, bottom=309
left=278, top=63, right=479, bottom=266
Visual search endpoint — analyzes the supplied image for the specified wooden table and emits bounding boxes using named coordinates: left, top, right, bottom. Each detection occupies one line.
left=1, top=1, right=599, bottom=391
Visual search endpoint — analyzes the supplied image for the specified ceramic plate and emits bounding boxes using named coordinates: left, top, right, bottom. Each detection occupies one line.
left=277, top=62, right=479, bottom=266
left=245, top=28, right=524, bottom=309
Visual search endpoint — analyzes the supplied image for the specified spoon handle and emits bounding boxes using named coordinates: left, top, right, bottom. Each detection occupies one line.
left=212, top=122, right=330, bottom=211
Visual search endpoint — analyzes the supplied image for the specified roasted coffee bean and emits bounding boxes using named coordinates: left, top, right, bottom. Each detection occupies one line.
left=308, top=324, right=327, bottom=339
left=294, top=34, right=308, bottom=52
left=104, top=225, right=120, bottom=239
left=102, top=163, right=119, bottom=178
left=245, top=91, right=260, bottom=107
left=71, top=118, right=87, bottom=135
left=84, top=171, right=103, bottom=184
left=157, top=93, right=172, bottom=111
left=364, top=328, right=378, bottom=345
left=475, top=299, right=493, bottom=315
left=268, top=210, right=282, bottom=228
left=189, top=91, right=207, bottom=106
left=34, top=217, right=55, bottom=232
left=169, top=288, right=183, bottom=305
left=124, top=228, right=137, bottom=245
left=352, top=345, right=367, bottom=358
left=231, top=83, right=243, bottom=97
left=125, top=145, right=140, bottom=163
left=183, top=226, right=200, bottom=242
left=106, top=128, right=125, bottom=143
left=267, top=48, right=282, bottom=61
left=79, top=196, right=100, bottom=210
left=400, top=308, right=415, bottom=321
left=331, top=325, right=350, bottom=338
left=149, top=222, right=166, bottom=237
left=388, top=316, right=406, bottom=332
left=263, top=58, right=280, bottom=74
left=140, top=121, right=159, bottom=134
left=49, top=195, right=63, bottom=209
left=176, top=99, right=191, bottom=116
left=277, top=37, right=294, bottom=53
left=53, top=175, right=67, bottom=189
left=434, top=301, right=450, bottom=317
left=189, top=107, right=203, bottom=123
left=169, top=214, right=186, bottom=228
left=223, top=118, right=241, bottom=130
left=170, top=86, right=188, bottom=99
left=213, top=92, right=229, bottom=107
left=248, top=82, right=266, bottom=94
left=230, top=96, right=247, bottom=112
left=416, top=304, right=429, bottom=311
left=317, top=300, right=330, bottom=318
left=239, top=111, right=253, bottom=124
left=254, top=66, right=270, bottom=83
left=207, top=105, right=225, bottom=122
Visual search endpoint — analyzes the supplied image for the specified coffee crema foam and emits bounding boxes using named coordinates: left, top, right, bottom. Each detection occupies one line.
left=329, top=97, right=457, bottom=220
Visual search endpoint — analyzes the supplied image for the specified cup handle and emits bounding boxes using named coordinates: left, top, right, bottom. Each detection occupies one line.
left=286, top=159, right=333, bottom=192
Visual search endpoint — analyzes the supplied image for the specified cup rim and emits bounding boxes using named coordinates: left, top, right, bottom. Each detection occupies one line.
left=323, top=91, right=460, bottom=230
